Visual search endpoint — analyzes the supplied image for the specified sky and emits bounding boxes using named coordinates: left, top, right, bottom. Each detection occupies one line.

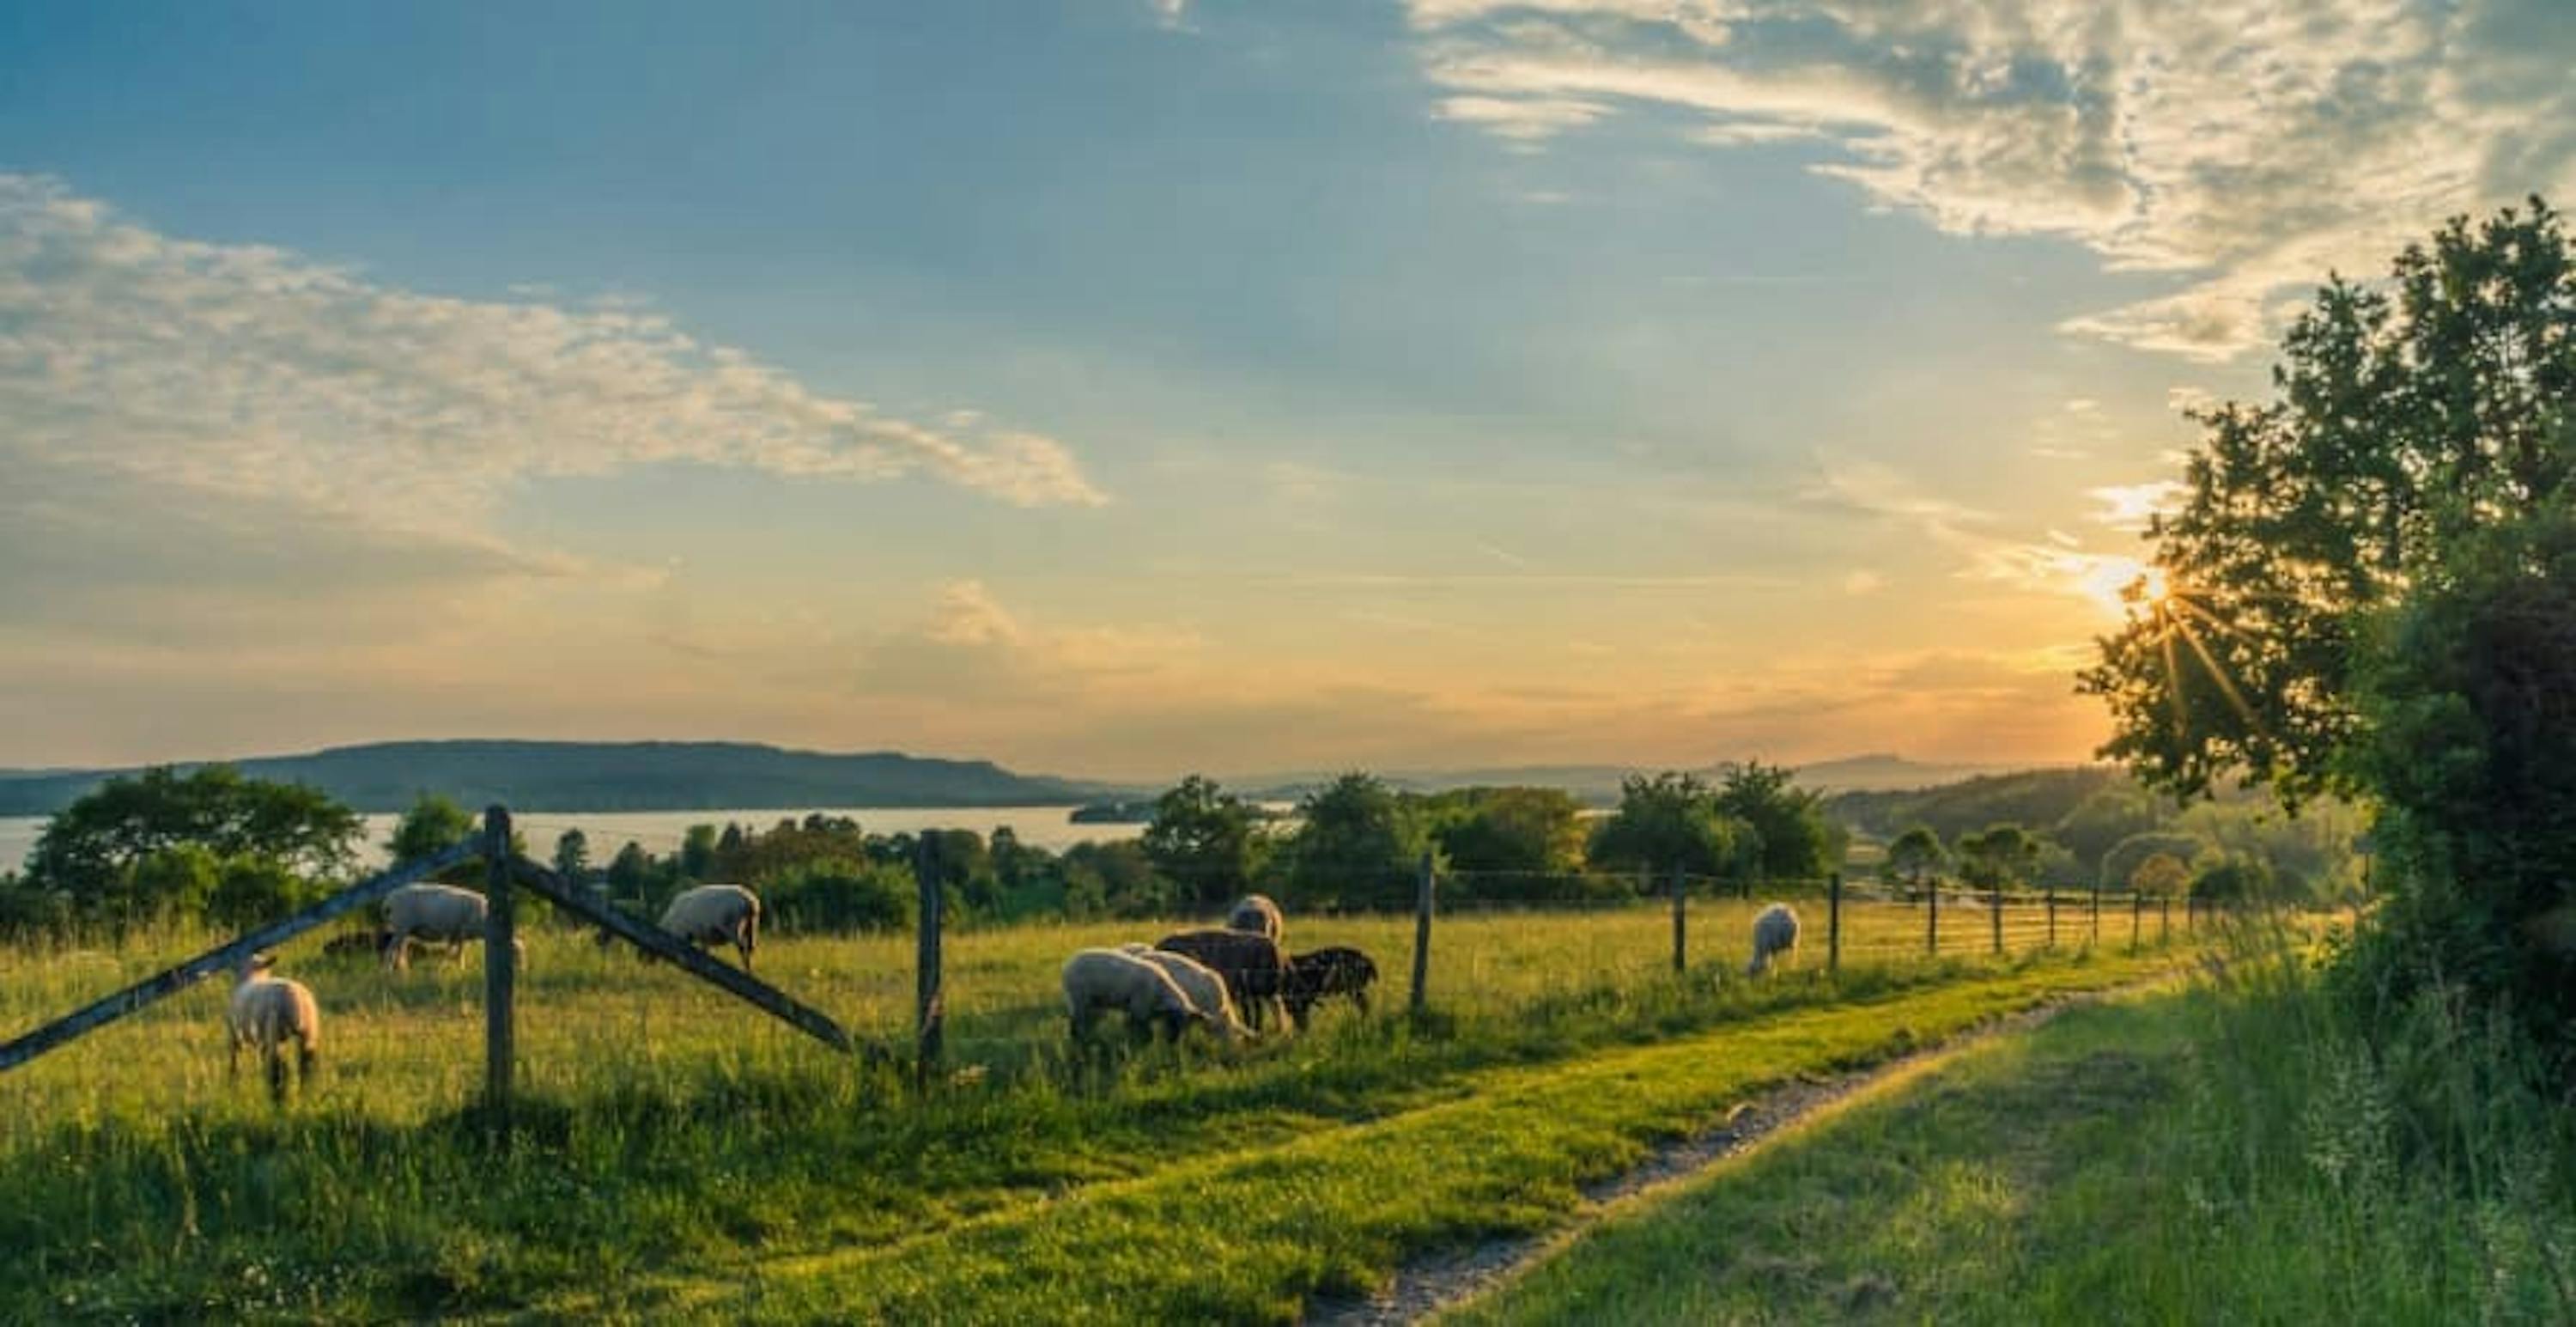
left=3, top=0, right=2572, bottom=782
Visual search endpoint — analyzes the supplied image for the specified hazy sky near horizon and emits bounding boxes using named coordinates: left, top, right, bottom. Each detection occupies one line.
left=4, top=1, right=2572, bottom=780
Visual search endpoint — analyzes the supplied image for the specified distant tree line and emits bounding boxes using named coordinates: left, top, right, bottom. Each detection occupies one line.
left=0, top=759, right=1851, bottom=939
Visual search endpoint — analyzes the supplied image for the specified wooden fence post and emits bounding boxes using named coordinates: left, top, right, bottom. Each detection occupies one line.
left=1669, top=867, right=1686, bottom=974
left=1827, top=872, right=1842, bottom=976
left=1990, top=881, right=2004, bottom=955
left=482, top=805, right=516, bottom=1123
left=2046, top=888, right=2058, bottom=949
left=1928, top=880, right=1941, bottom=957
left=2131, top=891, right=2143, bottom=952
left=2091, top=882, right=2103, bottom=947
left=1408, top=851, right=1434, bottom=1015
left=2160, top=894, right=2172, bottom=944
left=914, top=835, right=944, bottom=1089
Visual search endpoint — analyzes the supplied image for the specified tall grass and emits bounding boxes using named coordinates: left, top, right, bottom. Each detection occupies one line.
left=1454, top=914, right=2576, bottom=1324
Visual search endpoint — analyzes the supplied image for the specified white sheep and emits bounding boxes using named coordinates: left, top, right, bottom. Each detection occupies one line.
left=1118, top=942, right=1251, bottom=1042
left=380, top=883, right=525, bottom=972
left=658, top=884, right=761, bottom=970
left=1062, top=947, right=1214, bottom=1044
left=228, top=952, right=319, bottom=1101
left=1747, top=902, right=1801, bottom=977
left=1225, top=892, right=1285, bottom=942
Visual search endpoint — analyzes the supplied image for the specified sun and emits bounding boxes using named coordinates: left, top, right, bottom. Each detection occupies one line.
left=2139, top=563, right=2172, bottom=606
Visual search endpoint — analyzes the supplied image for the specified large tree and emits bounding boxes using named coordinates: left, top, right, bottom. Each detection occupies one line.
left=31, top=766, right=362, bottom=894
left=1140, top=775, right=1261, bottom=906
left=2081, top=199, right=2576, bottom=807
left=26, top=765, right=363, bottom=926
left=1285, top=773, right=1429, bottom=910
left=2079, top=199, right=2576, bottom=1051
left=1712, top=762, right=1841, bottom=880
left=1586, top=772, right=1753, bottom=881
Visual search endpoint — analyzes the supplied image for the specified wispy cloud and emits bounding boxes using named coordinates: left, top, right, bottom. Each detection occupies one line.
left=0, top=173, right=1108, bottom=535
left=1409, top=0, right=2576, bottom=360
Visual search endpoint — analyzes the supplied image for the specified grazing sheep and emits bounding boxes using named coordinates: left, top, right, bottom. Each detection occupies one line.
left=1281, top=946, right=1379, bottom=1029
left=1156, top=928, right=1289, bottom=1032
left=1224, top=892, right=1285, bottom=942
left=1747, top=902, right=1801, bottom=977
left=1118, top=943, right=1252, bottom=1042
left=380, top=885, right=524, bottom=971
left=227, top=953, right=319, bottom=1102
left=1062, top=947, right=1214, bottom=1043
left=658, top=885, right=761, bottom=970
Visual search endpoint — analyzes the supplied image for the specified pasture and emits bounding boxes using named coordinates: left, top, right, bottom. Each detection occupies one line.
left=0, top=902, right=2179, bottom=1321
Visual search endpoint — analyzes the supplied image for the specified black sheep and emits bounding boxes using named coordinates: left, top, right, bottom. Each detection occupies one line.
left=1282, top=947, right=1378, bottom=1029
left=1155, top=928, right=1288, bottom=1032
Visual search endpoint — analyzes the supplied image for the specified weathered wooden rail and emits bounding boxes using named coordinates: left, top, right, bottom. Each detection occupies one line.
left=0, top=837, right=483, bottom=1073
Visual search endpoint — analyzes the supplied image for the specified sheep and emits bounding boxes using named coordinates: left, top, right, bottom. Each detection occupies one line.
left=1224, top=892, right=1285, bottom=942
left=1062, top=947, right=1214, bottom=1044
left=1155, top=928, right=1289, bottom=1032
left=227, top=952, right=319, bottom=1102
left=658, top=885, right=761, bottom=970
left=1118, top=942, right=1252, bottom=1042
left=1747, top=902, right=1801, bottom=977
left=1281, top=946, right=1379, bottom=1029
left=379, top=884, right=525, bottom=972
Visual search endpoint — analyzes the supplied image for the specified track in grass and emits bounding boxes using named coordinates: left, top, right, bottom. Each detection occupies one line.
left=1306, top=980, right=2169, bottom=1325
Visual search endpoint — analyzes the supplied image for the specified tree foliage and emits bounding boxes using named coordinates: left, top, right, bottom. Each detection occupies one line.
left=1285, top=773, right=1430, bottom=910
left=1882, top=825, right=1947, bottom=892
left=1586, top=772, right=1751, bottom=881
left=1712, top=762, right=1841, bottom=880
left=2081, top=199, right=2576, bottom=806
left=24, top=765, right=362, bottom=928
left=1141, top=775, right=1261, bottom=906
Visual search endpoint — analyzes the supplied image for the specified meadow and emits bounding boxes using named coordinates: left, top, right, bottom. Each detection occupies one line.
left=0, top=900, right=2182, bottom=1321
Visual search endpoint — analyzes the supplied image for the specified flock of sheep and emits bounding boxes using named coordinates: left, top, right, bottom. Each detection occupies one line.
left=222, top=880, right=1801, bottom=1100
left=223, top=881, right=761, bottom=1099
left=1060, top=893, right=1382, bottom=1046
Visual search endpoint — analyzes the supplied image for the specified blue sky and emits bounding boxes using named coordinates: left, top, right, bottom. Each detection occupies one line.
left=4, top=1, right=2570, bottom=778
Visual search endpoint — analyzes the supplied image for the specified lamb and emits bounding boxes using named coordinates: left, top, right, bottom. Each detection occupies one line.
left=658, top=884, right=761, bottom=970
left=227, top=952, right=319, bottom=1102
left=1155, top=928, right=1289, bottom=1032
left=380, top=884, right=522, bottom=971
left=1281, top=946, right=1379, bottom=1029
left=1061, top=947, right=1215, bottom=1043
left=1747, top=902, right=1801, bottom=976
left=1118, top=942, right=1252, bottom=1042
left=1224, top=892, right=1285, bottom=942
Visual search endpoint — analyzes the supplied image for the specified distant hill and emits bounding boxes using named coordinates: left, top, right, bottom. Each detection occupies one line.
left=1230, top=753, right=2011, bottom=806
left=0, top=741, right=1123, bottom=816
left=1823, top=766, right=2129, bottom=843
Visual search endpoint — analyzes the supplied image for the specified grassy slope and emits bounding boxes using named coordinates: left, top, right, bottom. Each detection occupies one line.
left=634, top=954, right=2179, bottom=1324
left=1454, top=965, right=2576, bottom=1326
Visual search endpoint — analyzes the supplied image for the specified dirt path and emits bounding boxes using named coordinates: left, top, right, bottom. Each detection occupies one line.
left=1301, top=985, right=2149, bottom=1326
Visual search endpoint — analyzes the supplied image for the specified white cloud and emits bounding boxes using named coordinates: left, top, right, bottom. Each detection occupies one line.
left=0, top=173, right=1108, bottom=540
left=1409, top=0, right=2576, bottom=360
left=2087, top=479, right=2186, bottom=533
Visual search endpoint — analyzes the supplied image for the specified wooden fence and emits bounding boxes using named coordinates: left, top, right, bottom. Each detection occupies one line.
left=0, top=807, right=863, bottom=1123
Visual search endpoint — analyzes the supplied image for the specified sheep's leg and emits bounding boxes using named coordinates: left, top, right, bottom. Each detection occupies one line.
left=264, top=1038, right=289, bottom=1103
left=228, top=1031, right=240, bottom=1077
left=1352, top=988, right=1371, bottom=1018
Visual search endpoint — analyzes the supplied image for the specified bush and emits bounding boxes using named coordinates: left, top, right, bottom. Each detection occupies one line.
left=759, top=858, right=915, bottom=934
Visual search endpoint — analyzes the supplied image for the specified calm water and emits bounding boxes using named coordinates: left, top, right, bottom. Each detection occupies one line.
left=0, top=806, right=1144, bottom=875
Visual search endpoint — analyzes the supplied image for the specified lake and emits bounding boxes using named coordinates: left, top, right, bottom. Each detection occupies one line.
left=0, top=806, right=1145, bottom=876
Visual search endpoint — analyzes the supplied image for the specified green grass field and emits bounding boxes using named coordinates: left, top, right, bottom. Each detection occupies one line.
left=1451, top=940, right=2576, bottom=1326
left=0, top=903, right=2180, bottom=1322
